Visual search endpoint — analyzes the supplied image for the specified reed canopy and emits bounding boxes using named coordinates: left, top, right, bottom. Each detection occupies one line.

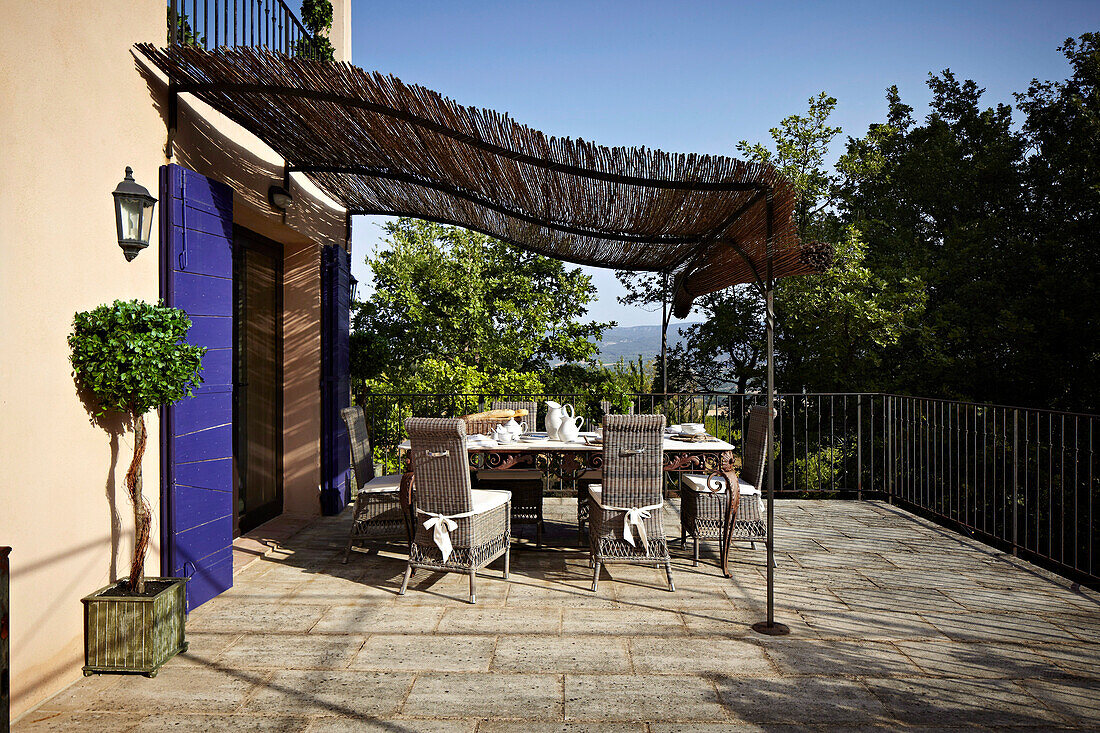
left=138, top=45, right=831, bottom=316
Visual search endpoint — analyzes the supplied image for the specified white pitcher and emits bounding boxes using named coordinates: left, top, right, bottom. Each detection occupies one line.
left=558, top=414, right=585, bottom=442
left=545, top=400, right=573, bottom=441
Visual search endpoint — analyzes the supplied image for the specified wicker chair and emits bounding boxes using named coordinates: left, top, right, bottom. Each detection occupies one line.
left=340, top=406, right=407, bottom=563
left=680, top=405, right=772, bottom=572
left=401, top=417, right=511, bottom=603
left=476, top=400, right=545, bottom=546
left=585, top=414, right=673, bottom=592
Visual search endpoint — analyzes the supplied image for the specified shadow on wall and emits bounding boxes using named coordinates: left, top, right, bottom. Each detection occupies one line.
left=135, top=54, right=346, bottom=248
left=72, top=377, right=135, bottom=583
left=282, top=247, right=323, bottom=512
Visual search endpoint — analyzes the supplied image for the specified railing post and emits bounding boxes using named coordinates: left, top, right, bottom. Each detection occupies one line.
left=1012, top=408, right=1019, bottom=557
left=887, top=396, right=894, bottom=503
left=857, top=394, right=863, bottom=501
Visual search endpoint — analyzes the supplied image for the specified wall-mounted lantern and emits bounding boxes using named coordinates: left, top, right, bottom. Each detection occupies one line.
left=112, top=167, right=158, bottom=261
left=268, top=184, right=293, bottom=211
left=349, top=273, right=359, bottom=301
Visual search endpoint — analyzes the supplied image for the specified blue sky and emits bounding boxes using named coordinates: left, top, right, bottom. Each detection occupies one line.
left=348, top=0, right=1099, bottom=327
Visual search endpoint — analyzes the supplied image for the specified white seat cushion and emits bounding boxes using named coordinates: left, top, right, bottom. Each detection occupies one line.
left=477, top=470, right=544, bottom=480
left=681, top=473, right=758, bottom=495
left=470, top=488, right=510, bottom=514
left=360, top=473, right=403, bottom=494
left=587, top=483, right=602, bottom=501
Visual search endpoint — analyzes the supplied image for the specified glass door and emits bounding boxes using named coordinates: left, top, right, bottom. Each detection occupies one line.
left=233, top=227, right=283, bottom=535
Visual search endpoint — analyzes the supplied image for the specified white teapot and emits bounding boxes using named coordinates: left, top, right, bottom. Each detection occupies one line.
left=502, top=417, right=527, bottom=441
left=492, top=424, right=512, bottom=443
left=558, top=413, right=585, bottom=442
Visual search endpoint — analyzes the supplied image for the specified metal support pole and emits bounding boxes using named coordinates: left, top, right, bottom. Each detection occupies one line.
left=753, top=187, right=788, bottom=636
left=661, top=272, right=668, bottom=394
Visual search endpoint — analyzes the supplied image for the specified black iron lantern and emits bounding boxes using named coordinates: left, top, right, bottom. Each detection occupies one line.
left=112, top=167, right=158, bottom=261
left=349, top=273, right=359, bottom=301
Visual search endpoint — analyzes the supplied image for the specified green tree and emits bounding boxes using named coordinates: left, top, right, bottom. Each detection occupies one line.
left=838, top=71, right=1054, bottom=403
left=69, top=300, right=205, bottom=593
left=1012, top=34, right=1100, bottom=409
left=618, top=93, right=924, bottom=393
left=776, top=226, right=926, bottom=390
left=736, top=92, right=842, bottom=239
left=353, top=218, right=613, bottom=395
left=296, top=0, right=335, bottom=60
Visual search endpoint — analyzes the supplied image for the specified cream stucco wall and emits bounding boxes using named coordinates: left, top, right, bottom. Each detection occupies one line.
left=1, top=1, right=353, bottom=719
left=0, top=0, right=169, bottom=719
left=331, top=0, right=353, bottom=62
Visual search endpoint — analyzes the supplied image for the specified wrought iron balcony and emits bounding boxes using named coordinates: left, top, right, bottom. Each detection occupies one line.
left=167, top=0, right=316, bottom=57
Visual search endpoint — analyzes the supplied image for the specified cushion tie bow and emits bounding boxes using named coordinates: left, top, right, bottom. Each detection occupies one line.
left=417, top=508, right=476, bottom=562
left=589, top=498, right=665, bottom=556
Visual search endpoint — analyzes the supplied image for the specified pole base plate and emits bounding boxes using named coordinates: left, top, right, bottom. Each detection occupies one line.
left=751, top=621, right=791, bottom=636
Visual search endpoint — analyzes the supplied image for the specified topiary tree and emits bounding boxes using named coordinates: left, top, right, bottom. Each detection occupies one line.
left=69, top=300, right=205, bottom=594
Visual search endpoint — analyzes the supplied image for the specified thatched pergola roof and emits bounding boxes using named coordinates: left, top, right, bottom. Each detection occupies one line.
left=138, top=45, right=831, bottom=316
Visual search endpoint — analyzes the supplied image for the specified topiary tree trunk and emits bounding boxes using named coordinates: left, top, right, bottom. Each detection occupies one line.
left=125, top=412, right=151, bottom=594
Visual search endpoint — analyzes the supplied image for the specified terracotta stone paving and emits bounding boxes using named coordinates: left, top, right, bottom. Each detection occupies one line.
left=16, top=500, right=1100, bottom=731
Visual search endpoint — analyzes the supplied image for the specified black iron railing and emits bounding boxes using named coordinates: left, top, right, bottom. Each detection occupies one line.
left=167, top=0, right=316, bottom=57
left=356, top=389, right=1098, bottom=587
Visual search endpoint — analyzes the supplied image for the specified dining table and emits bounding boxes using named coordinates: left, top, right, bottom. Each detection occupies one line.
left=396, top=431, right=742, bottom=572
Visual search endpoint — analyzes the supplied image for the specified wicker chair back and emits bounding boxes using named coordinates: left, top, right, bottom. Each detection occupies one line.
left=341, top=406, right=373, bottom=486
left=601, top=414, right=665, bottom=534
left=490, top=400, right=537, bottom=432
left=740, top=405, right=773, bottom=491
left=406, top=417, right=473, bottom=517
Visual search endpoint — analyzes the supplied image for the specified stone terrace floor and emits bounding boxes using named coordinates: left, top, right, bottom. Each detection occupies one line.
left=17, top=499, right=1100, bottom=731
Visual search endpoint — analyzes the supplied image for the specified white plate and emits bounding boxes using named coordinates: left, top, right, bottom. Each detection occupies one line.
left=518, top=435, right=543, bottom=442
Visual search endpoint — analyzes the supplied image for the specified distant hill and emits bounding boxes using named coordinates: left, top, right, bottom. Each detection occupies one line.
left=594, top=323, right=700, bottom=363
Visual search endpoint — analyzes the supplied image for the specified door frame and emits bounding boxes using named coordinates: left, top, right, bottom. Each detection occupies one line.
left=232, top=225, right=285, bottom=536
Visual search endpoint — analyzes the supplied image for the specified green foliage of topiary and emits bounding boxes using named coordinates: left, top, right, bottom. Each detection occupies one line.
left=69, top=299, right=206, bottom=417
left=69, top=299, right=205, bottom=593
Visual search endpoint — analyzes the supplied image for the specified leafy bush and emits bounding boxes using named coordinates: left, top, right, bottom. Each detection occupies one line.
left=296, top=0, right=335, bottom=60
left=70, top=300, right=205, bottom=416
left=69, top=300, right=205, bottom=592
left=789, top=441, right=853, bottom=494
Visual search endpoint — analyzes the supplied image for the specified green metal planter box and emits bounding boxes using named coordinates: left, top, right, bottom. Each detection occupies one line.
left=82, top=577, right=187, bottom=678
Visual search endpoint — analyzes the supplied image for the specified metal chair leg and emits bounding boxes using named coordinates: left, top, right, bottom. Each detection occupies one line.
left=343, top=536, right=354, bottom=564
left=469, top=569, right=477, bottom=604
left=591, top=560, right=600, bottom=592
left=503, top=546, right=510, bottom=579
left=398, top=564, right=412, bottom=595
left=536, top=520, right=544, bottom=549
left=664, top=561, right=675, bottom=592
left=693, top=535, right=699, bottom=567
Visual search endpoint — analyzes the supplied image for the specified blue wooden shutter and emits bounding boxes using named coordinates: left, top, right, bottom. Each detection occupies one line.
left=320, top=245, right=351, bottom=515
left=159, top=163, right=234, bottom=611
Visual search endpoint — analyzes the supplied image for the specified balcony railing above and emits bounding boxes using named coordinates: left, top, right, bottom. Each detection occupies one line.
left=167, top=0, right=317, bottom=58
